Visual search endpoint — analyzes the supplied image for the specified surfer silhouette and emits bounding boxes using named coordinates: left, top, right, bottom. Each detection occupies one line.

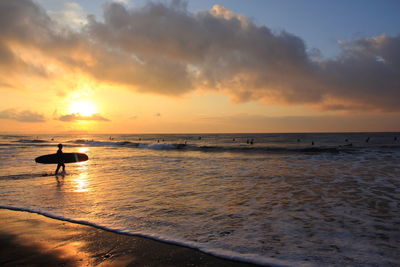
left=55, top=144, right=65, bottom=175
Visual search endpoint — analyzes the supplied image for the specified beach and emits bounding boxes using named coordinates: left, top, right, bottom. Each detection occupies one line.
left=0, top=133, right=399, bottom=266
left=0, top=209, right=259, bottom=266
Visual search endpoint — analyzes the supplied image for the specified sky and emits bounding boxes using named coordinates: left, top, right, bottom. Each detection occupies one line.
left=0, top=0, right=399, bottom=133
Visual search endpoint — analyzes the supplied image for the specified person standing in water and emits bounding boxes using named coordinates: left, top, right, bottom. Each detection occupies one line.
left=55, top=144, right=65, bottom=175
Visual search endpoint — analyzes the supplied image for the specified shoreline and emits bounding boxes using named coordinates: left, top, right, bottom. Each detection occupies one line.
left=0, top=208, right=264, bottom=266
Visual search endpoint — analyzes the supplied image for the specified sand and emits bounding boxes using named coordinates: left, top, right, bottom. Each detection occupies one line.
left=0, top=209, right=261, bottom=266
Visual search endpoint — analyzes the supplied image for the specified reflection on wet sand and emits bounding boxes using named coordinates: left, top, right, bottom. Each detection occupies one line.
left=0, top=209, right=128, bottom=266
left=0, top=209, right=256, bottom=267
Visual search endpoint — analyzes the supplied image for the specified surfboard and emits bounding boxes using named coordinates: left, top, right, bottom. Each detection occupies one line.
left=35, top=153, right=89, bottom=164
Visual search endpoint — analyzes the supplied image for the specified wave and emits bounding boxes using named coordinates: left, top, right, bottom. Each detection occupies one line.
left=195, top=145, right=343, bottom=153
left=0, top=206, right=294, bottom=267
left=69, top=139, right=132, bottom=146
left=65, top=139, right=345, bottom=153
left=15, top=139, right=48, bottom=143
left=0, top=135, right=29, bottom=139
left=0, top=173, right=53, bottom=180
left=137, top=143, right=187, bottom=150
left=67, top=139, right=187, bottom=150
left=5, top=138, right=400, bottom=155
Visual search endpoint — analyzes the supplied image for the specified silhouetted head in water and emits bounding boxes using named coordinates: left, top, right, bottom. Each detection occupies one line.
left=58, top=144, right=63, bottom=150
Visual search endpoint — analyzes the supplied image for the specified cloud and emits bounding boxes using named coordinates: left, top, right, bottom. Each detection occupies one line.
left=58, top=113, right=110, bottom=122
left=112, top=0, right=130, bottom=4
left=48, top=2, right=87, bottom=30
left=319, top=35, right=400, bottom=111
left=0, top=0, right=66, bottom=82
left=0, top=81, right=13, bottom=88
left=1, top=0, right=400, bottom=112
left=0, top=109, right=46, bottom=122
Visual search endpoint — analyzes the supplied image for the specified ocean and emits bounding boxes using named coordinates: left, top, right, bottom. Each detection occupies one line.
left=0, top=132, right=399, bottom=266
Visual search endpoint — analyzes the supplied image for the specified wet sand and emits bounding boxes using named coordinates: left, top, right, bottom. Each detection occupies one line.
left=0, top=209, right=261, bottom=266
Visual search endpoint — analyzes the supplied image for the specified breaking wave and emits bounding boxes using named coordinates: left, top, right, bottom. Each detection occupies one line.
left=6, top=137, right=400, bottom=155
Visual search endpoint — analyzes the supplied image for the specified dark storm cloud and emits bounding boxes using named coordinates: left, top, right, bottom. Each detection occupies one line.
left=1, top=0, right=400, bottom=111
left=58, top=113, right=110, bottom=122
left=0, top=109, right=46, bottom=122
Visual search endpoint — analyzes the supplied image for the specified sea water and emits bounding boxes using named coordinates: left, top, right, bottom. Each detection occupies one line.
left=0, top=133, right=399, bottom=266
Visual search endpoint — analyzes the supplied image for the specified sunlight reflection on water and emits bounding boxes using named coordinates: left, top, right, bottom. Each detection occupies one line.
left=73, top=160, right=90, bottom=193
left=73, top=172, right=89, bottom=193
left=78, top=147, right=89, bottom=153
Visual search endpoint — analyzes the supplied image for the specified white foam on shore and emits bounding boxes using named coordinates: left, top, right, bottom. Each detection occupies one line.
left=0, top=205, right=303, bottom=267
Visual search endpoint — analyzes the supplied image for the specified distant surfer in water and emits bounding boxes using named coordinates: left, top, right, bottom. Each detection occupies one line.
left=55, top=144, right=65, bottom=175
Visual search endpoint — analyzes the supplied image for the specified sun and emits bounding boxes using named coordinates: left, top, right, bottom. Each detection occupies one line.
left=68, top=100, right=97, bottom=116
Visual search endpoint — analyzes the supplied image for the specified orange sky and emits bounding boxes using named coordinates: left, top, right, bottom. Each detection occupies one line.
left=0, top=1, right=399, bottom=133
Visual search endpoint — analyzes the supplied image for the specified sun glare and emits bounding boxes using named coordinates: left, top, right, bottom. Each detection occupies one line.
left=68, top=100, right=97, bottom=116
